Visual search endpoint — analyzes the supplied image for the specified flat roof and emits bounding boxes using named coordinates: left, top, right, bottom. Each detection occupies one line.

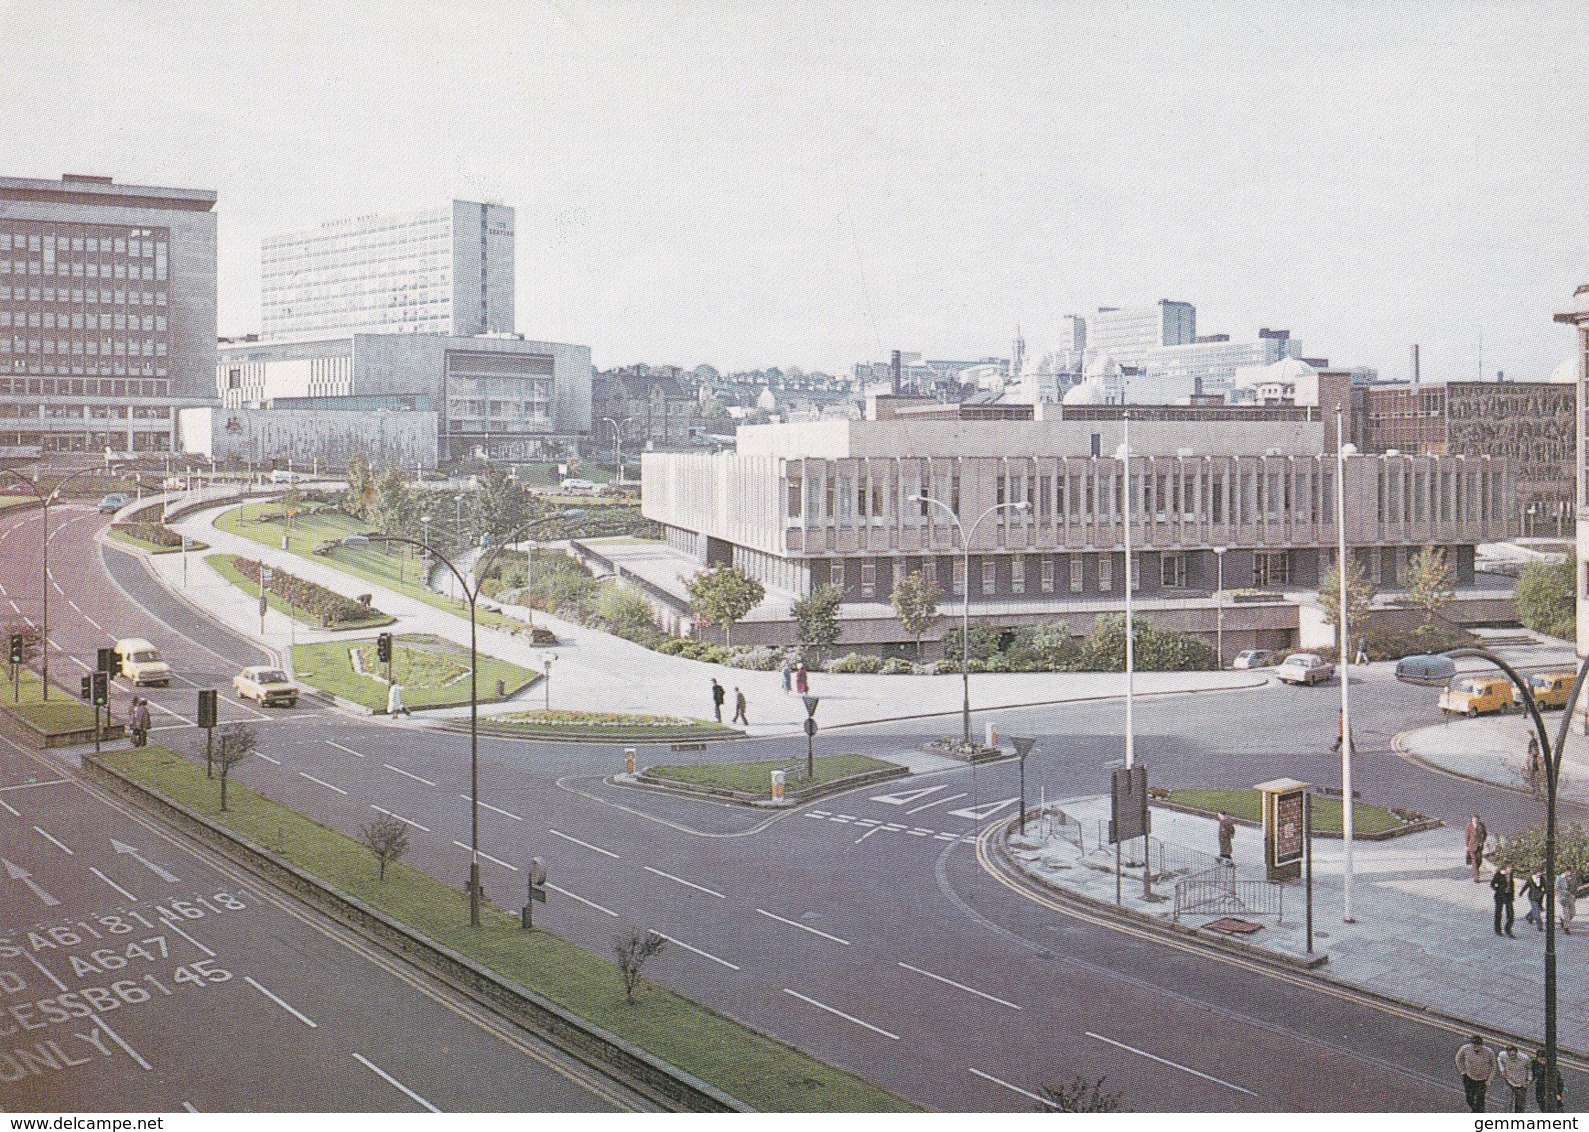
left=0, top=174, right=216, bottom=212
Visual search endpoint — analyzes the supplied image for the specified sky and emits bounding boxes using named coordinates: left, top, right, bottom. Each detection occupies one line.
left=2, top=1, right=1585, bottom=380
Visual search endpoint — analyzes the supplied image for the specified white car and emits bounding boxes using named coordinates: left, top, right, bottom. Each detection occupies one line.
left=1276, top=653, right=1335, bottom=686
left=233, top=666, right=299, bottom=708
left=1230, top=649, right=1274, bottom=670
left=269, top=469, right=306, bottom=484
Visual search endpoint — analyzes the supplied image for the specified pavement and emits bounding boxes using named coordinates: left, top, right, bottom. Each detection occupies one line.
left=147, top=500, right=1269, bottom=737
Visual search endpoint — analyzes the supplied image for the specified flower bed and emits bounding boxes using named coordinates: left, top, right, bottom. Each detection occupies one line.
left=233, top=556, right=383, bottom=628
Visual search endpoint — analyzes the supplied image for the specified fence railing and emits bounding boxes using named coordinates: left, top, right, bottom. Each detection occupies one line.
left=1172, top=864, right=1285, bottom=922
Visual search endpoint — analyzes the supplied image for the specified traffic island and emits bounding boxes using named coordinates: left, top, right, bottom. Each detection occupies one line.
left=1153, top=787, right=1440, bottom=840
left=463, top=709, right=741, bottom=744
left=925, top=737, right=1006, bottom=763
left=0, top=668, right=124, bottom=749
left=290, top=633, right=536, bottom=713
left=635, top=754, right=906, bottom=807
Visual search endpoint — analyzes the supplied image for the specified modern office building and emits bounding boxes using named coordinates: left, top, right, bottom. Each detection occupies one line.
left=1140, top=328, right=1305, bottom=395
left=261, top=200, right=514, bottom=342
left=0, top=173, right=217, bottom=457
left=1086, top=301, right=1196, bottom=368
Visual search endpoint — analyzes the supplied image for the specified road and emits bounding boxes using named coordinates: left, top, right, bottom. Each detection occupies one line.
left=8, top=503, right=1577, bottom=1111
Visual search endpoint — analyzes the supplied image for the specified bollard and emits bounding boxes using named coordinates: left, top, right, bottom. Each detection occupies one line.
left=496, top=679, right=506, bottom=698
left=771, top=769, right=786, bottom=805
left=624, top=747, right=636, bottom=775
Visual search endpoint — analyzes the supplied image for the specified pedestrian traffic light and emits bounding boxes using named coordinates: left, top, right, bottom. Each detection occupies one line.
left=80, top=675, right=93, bottom=701
left=97, top=646, right=117, bottom=674
left=197, top=688, right=218, bottom=730
left=8, top=634, right=21, bottom=666
left=377, top=633, right=393, bottom=664
left=91, top=672, right=108, bottom=708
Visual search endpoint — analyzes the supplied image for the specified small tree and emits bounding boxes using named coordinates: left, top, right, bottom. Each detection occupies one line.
left=345, top=452, right=376, bottom=521
left=469, top=468, right=532, bottom=547
left=890, top=570, right=940, bottom=660
left=1516, top=557, right=1576, bottom=641
left=613, top=928, right=666, bottom=1002
left=1404, top=545, right=1454, bottom=628
left=360, top=813, right=410, bottom=882
left=1039, top=1075, right=1126, bottom=1113
left=374, top=465, right=410, bottom=534
left=687, top=565, right=765, bottom=647
left=208, top=723, right=257, bottom=813
left=792, top=582, right=844, bottom=664
left=1319, top=557, right=1377, bottom=635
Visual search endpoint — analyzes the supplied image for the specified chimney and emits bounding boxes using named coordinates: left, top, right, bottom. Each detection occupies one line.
left=1410, top=343, right=1420, bottom=386
left=891, top=350, right=901, bottom=395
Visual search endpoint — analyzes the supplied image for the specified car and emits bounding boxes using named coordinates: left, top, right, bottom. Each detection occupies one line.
left=1276, top=652, right=1334, bottom=686
left=269, top=469, right=305, bottom=484
left=1518, top=670, right=1578, bottom=710
left=1230, top=648, right=1274, bottom=670
left=97, top=493, right=130, bottom=514
left=113, top=637, right=171, bottom=687
left=233, top=666, right=299, bottom=708
left=1440, top=674, right=1514, bottom=717
left=1395, top=653, right=1458, bottom=686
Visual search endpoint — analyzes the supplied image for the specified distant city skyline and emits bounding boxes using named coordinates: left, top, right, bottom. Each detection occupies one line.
left=2, top=2, right=1583, bottom=380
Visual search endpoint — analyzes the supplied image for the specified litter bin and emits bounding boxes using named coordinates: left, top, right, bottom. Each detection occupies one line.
left=495, top=679, right=506, bottom=698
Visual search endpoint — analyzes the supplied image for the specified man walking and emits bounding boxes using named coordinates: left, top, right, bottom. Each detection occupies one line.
left=1491, top=866, right=1516, bottom=937
left=1497, top=1044, right=1533, bottom=1112
left=781, top=658, right=792, bottom=693
left=1524, top=871, right=1546, bottom=931
left=1465, top=812, right=1488, bottom=883
left=1216, top=811, right=1236, bottom=864
left=1456, top=1034, right=1497, bottom=1112
left=1558, top=869, right=1576, bottom=936
left=732, top=687, right=748, bottom=726
left=710, top=678, right=725, bottom=723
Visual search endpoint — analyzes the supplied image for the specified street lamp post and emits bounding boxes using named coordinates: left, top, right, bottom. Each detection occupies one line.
left=1118, top=413, right=1137, bottom=769
left=908, top=494, right=1031, bottom=747
left=600, top=417, right=635, bottom=487
left=1335, top=407, right=1358, bottom=922
left=1212, top=546, right=1227, bottom=668
left=347, top=508, right=583, bottom=928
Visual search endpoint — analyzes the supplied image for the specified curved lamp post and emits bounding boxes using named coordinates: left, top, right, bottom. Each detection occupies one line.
left=344, top=508, right=584, bottom=927
left=908, top=494, right=1031, bottom=747
left=600, top=417, right=639, bottom=486
left=1336, top=408, right=1359, bottom=922
left=1399, top=648, right=1588, bottom=1111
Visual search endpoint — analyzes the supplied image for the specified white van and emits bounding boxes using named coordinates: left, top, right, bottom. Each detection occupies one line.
left=114, top=638, right=172, bottom=687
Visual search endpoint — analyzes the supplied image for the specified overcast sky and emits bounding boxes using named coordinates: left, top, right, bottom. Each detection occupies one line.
left=3, top=1, right=1584, bottom=379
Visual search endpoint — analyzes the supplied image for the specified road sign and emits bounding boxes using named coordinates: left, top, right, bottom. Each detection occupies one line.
left=260, top=566, right=274, bottom=583
left=1110, top=764, right=1149, bottom=843
left=803, top=717, right=818, bottom=737
left=1011, top=736, right=1037, bottom=760
left=522, top=857, right=548, bottom=929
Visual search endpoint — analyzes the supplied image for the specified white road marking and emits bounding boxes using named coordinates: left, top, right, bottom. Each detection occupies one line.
left=93, top=1014, right=152, bottom=1071
left=898, top=962, right=1022, bottom=1010
left=934, top=832, right=958, bottom=841
left=24, top=951, right=67, bottom=992
left=906, top=792, right=967, bottom=815
left=870, top=784, right=949, bottom=806
left=544, top=882, right=618, bottom=917
left=299, top=771, right=348, bottom=796
left=643, top=865, right=726, bottom=898
left=461, top=794, right=523, bottom=821
left=371, top=805, right=429, bottom=832
left=782, top=988, right=898, bottom=1039
left=182, top=1104, right=198, bottom=1114
left=325, top=739, right=365, bottom=758
left=947, top=797, right=1021, bottom=821
left=654, top=932, right=739, bottom=970
left=755, top=908, right=850, bottom=945
left=810, top=809, right=831, bottom=817
left=452, top=840, right=518, bottom=871
left=81, top=613, right=106, bottom=633
left=254, top=751, right=281, bottom=765
left=51, top=580, right=63, bottom=595
left=245, top=976, right=317, bottom=1027
left=68, top=600, right=81, bottom=612
left=157, top=914, right=216, bottom=958
left=548, top=828, right=619, bottom=858
left=88, top=866, right=136, bottom=901
left=854, top=827, right=883, bottom=843
left=352, top=1052, right=441, bottom=1113
left=1086, top=1031, right=1259, bottom=1096
left=384, top=763, right=435, bottom=787
left=907, top=828, right=931, bottom=837
left=0, top=798, right=17, bottom=816
left=0, top=778, right=77, bottom=792
left=969, top=1066, right=1054, bottom=1108
left=110, top=838, right=180, bottom=883
left=32, top=825, right=73, bottom=854
left=854, top=818, right=880, bottom=827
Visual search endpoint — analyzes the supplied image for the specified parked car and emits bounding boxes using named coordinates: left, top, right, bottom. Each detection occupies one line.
left=269, top=469, right=305, bottom=484
left=1439, top=674, right=1514, bottom=717
left=233, top=666, right=299, bottom=708
left=113, top=637, right=171, bottom=687
left=559, top=477, right=609, bottom=495
left=1276, top=653, right=1334, bottom=686
left=1517, top=670, right=1576, bottom=710
left=1230, top=649, right=1274, bottom=670
left=1394, top=653, right=1457, bottom=686
left=97, top=492, right=130, bottom=514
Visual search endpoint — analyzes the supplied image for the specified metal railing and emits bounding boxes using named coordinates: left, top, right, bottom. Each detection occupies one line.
left=1172, top=864, right=1285, bottom=922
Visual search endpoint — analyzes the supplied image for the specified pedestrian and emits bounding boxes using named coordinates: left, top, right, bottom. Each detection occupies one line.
left=129, top=696, right=151, bottom=747
left=710, top=678, right=725, bottom=723
left=1526, top=737, right=1543, bottom=793
left=1330, top=711, right=1354, bottom=754
left=794, top=663, right=808, bottom=694
left=1216, top=811, right=1236, bottom=863
left=1465, top=812, right=1489, bottom=883
left=1491, top=866, right=1516, bottom=937
left=780, top=658, right=792, bottom=693
left=1557, top=868, right=1576, bottom=936
left=1456, top=1033, right=1497, bottom=1112
left=387, top=681, right=406, bottom=718
left=732, top=687, right=748, bottom=726
left=1524, top=870, right=1546, bottom=931
left=1354, top=636, right=1369, bottom=665
left=1497, top=1044, right=1532, bottom=1112
left=1532, top=1050, right=1564, bottom=1112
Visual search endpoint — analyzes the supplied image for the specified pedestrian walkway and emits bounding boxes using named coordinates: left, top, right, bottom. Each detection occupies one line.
left=132, top=500, right=1267, bottom=736
left=1002, top=796, right=1589, bottom=1057
left=1399, top=713, right=1589, bottom=805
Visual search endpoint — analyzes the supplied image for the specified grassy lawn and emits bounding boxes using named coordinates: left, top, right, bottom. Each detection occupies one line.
left=1167, top=788, right=1408, bottom=837
left=291, top=635, right=535, bottom=711
left=486, top=709, right=738, bottom=740
left=107, top=527, right=209, bottom=555
left=95, top=746, right=915, bottom=1113
left=646, top=754, right=894, bottom=797
left=2, top=667, right=106, bottom=734
left=205, top=553, right=393, bottom=631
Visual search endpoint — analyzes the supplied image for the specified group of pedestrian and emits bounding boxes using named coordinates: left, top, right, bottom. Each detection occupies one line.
left=1457, top=1034, right=1563, bottom=1112
left=778, top=658, right=808, bottom=694
left=709, top=678, right=749, bottom=726
left=1477, top=809, right=1578, bottom=939
left=128, top=696, right=151, bottom=747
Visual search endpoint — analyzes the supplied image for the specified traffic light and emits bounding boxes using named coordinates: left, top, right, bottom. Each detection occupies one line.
left=91, top=672, right=108, bottom=708
left=197, top=688, right=218, bottom=730
left=8, top=634, right=22, bottom=666
left=80, top=676, right=92, bottom=701
left=97, top=647, right=117, bottom=674
left=376, top=633, right=393, bottom=664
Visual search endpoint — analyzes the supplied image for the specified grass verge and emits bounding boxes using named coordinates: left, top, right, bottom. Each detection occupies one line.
left=1166, top=787, right=1409, bottom=837
left=646, top=754, right=894, bottom=798
left=1, top=667, right=106, bottom=733
left=484, top=709, right=738, bottom=741
left=291, top=635, right=536, bottom=711
left=205, top=553, right=393, bottom=631
left=96, top=745, right=916, bottom=1112
left=107, top=527, right=210, bottom=555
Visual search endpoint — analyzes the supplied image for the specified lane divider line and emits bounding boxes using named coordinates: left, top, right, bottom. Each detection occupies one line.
left=653, top=932, right=740, bottom=970
left=548, top=828, right=619, bottom=858
left=452, top=841, right=518, bottom=871
left=544, top=882, right=618, bottom=917
left=88, top=866, right=137, bottom=901
left=969, top=1066, right=1054, bottom=1108
left=643, top=865, right=725, bottom=899
left=461, top=795, right=523, bottom=821
left=782, top=988, right=899, bottom=1040
left=325, top=740, right=365, bottom=758
left=384, top=763, right=436, bottom=787
left=352, top=1052, right=441, bottom=1113
left=298, top=771, right=348, bottom=796
left=1086, top=1031, right=1258, bottom=1096
left=898, top=962, right=1022, bottom=1010
left=246, top=976, right=318, bottom=1028
left=370, top=805, right=429, bottom=833
left=755, top=908, right=850, bottom=946
left=32, top=825, right=73, bottom=854
left=93, top=1013, right=152, bottom=1071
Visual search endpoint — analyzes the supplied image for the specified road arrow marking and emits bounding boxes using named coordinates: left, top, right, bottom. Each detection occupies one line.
left=869, top=784, right=949, bottom=806
left=947, top=797, right=1021, bottom=821
left=3, top=857, right=60, bottom=906
left=110, top=838, right=180, bottom=883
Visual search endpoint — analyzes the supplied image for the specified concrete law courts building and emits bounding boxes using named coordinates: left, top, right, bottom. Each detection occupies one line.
left=642, top=401, right=1517, bottom=655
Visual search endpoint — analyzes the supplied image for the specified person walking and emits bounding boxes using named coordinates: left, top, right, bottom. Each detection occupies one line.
left=1216, top=811, right=1236, bottom=864
left=1533, top=1050, right=1564, bottom=1112
left=1557, top=868, right=1576, bottom=936
left=794, top=663, right=808, bottom=694
left=780, top=658, right=792, bottom=693
left=732, top=687, right=748, bottom=726
left=1330, top=711, right=1355, bottom=754
left=1497, top=1044, right=1533, bottom=1112
left=1491, top=866, right=1516, bottom=937
left=1465, top=812, right=1489, bottom=883
left=1354, top=636, right=1369, bottom=665
left=710, top=678, right=725, bottom=723
left=1456, top=1034, right=1497, bottom=1112
left=1526, top=736, right=1543, bottom=793
left=1523, top=870, right=1546, bottom=931
left=129, top=696, right=151, bottom=747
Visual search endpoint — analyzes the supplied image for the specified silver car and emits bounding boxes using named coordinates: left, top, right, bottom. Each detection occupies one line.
left=1276, top=652, right=1335, bottom=686
left=1231, top=649, right=1274, bottom=670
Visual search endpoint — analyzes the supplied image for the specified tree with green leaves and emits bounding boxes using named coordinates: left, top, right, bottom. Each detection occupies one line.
left=792, top=582, right=843, bottom=664
left=687, top=565, right=765, bottom=647
left=889, top=570, right=941, bottom=659
left=1404, top=545, right=1454, bottom=627
left=1516, top=556, right=1576, bottom=641
left=374, top=465, right=409, bottom=534
left=345, top=452, right=376, bottom=521
left=469, top=468, right=532, bottom=547
left=1319, top=556, right=1377, bottom=634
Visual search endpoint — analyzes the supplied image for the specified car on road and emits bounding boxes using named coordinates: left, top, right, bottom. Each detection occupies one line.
left=1276, top=652, right=1334, bottom=686
left=1394, top=653, right=1457, bottom=686
left=1230, top=648, right=1275, bottom=670
left=559, top=477, right=609, bottom=495
left=269, top=469, right=306, bottom=484
left=113, top=637, right=171, bottom=687
left=233, top=665, right=299, bottom=708
left=1517, top=670, right=1576, bottom=710
left=97, top=492, right=130, bottom=514
left=1439, top=674, right=1514, bottom=717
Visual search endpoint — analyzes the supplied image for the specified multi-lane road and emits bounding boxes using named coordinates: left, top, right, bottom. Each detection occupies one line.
left=2, top=501, right=1575, bottom=1111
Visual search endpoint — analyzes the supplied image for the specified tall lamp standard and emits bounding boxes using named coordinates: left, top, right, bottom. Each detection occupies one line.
left=1212, top=546, right=1227, bottom=668
left=600, top=417, right=636, bottom=486
left=1335, top=407, right=1358, bottom=922
left=344, top=507, right=584, bottom=928
left=1116, top=413, right=1137, bottom=769
left=908, top=493, right=1031, bottom=747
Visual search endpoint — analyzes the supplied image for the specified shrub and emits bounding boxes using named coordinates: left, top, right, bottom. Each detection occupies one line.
left=1005, top=622, right=1085, bottom=672
left=591, top=584, right=662, bottom=647
left=726, top=645, right=783, bottom=670
left=654, top=637, right=688, bottom=656
left=879, top=657, right=916, bottom=675
left=825, top=653, right=883, bottom=674
left=939, top=623, right=1002, bottom=668
left=1516, top=557, right=1576, bottom=641
left=113, top=522, right=184, bottom=548
left=1083, top=614, right=1216, bottom=672
left=234, top=557, right=378, bottom=627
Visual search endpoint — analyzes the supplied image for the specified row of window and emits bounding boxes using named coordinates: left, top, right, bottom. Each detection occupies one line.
left=0, top=375, right=169, bottom=398
left=1, top=311, right=165, bottom=331
left=3, top=404, right=170, bottom=420
left=0, top=229, right=167, bottom=257
left=2, top=431, right=172, bottom=452
left=0, top=285, right=168, bottom=307
left=2, top=259, right=165, bottom=282
left=4, top=337, right=166, bottom=358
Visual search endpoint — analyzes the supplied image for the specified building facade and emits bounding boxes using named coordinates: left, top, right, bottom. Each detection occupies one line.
left=179, top=404, right=437, bottom=470
left=1140, top=329, right=1304, bottom=395
left=0, top=174, right=217, bottom=457
left=1086, top=301, right=1196, bottom=368
left=261, top=200, right=514, bottom=342
left=593, top=368, right=698, bottom=451
left=1553, top=285, right=1589, bottom=663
